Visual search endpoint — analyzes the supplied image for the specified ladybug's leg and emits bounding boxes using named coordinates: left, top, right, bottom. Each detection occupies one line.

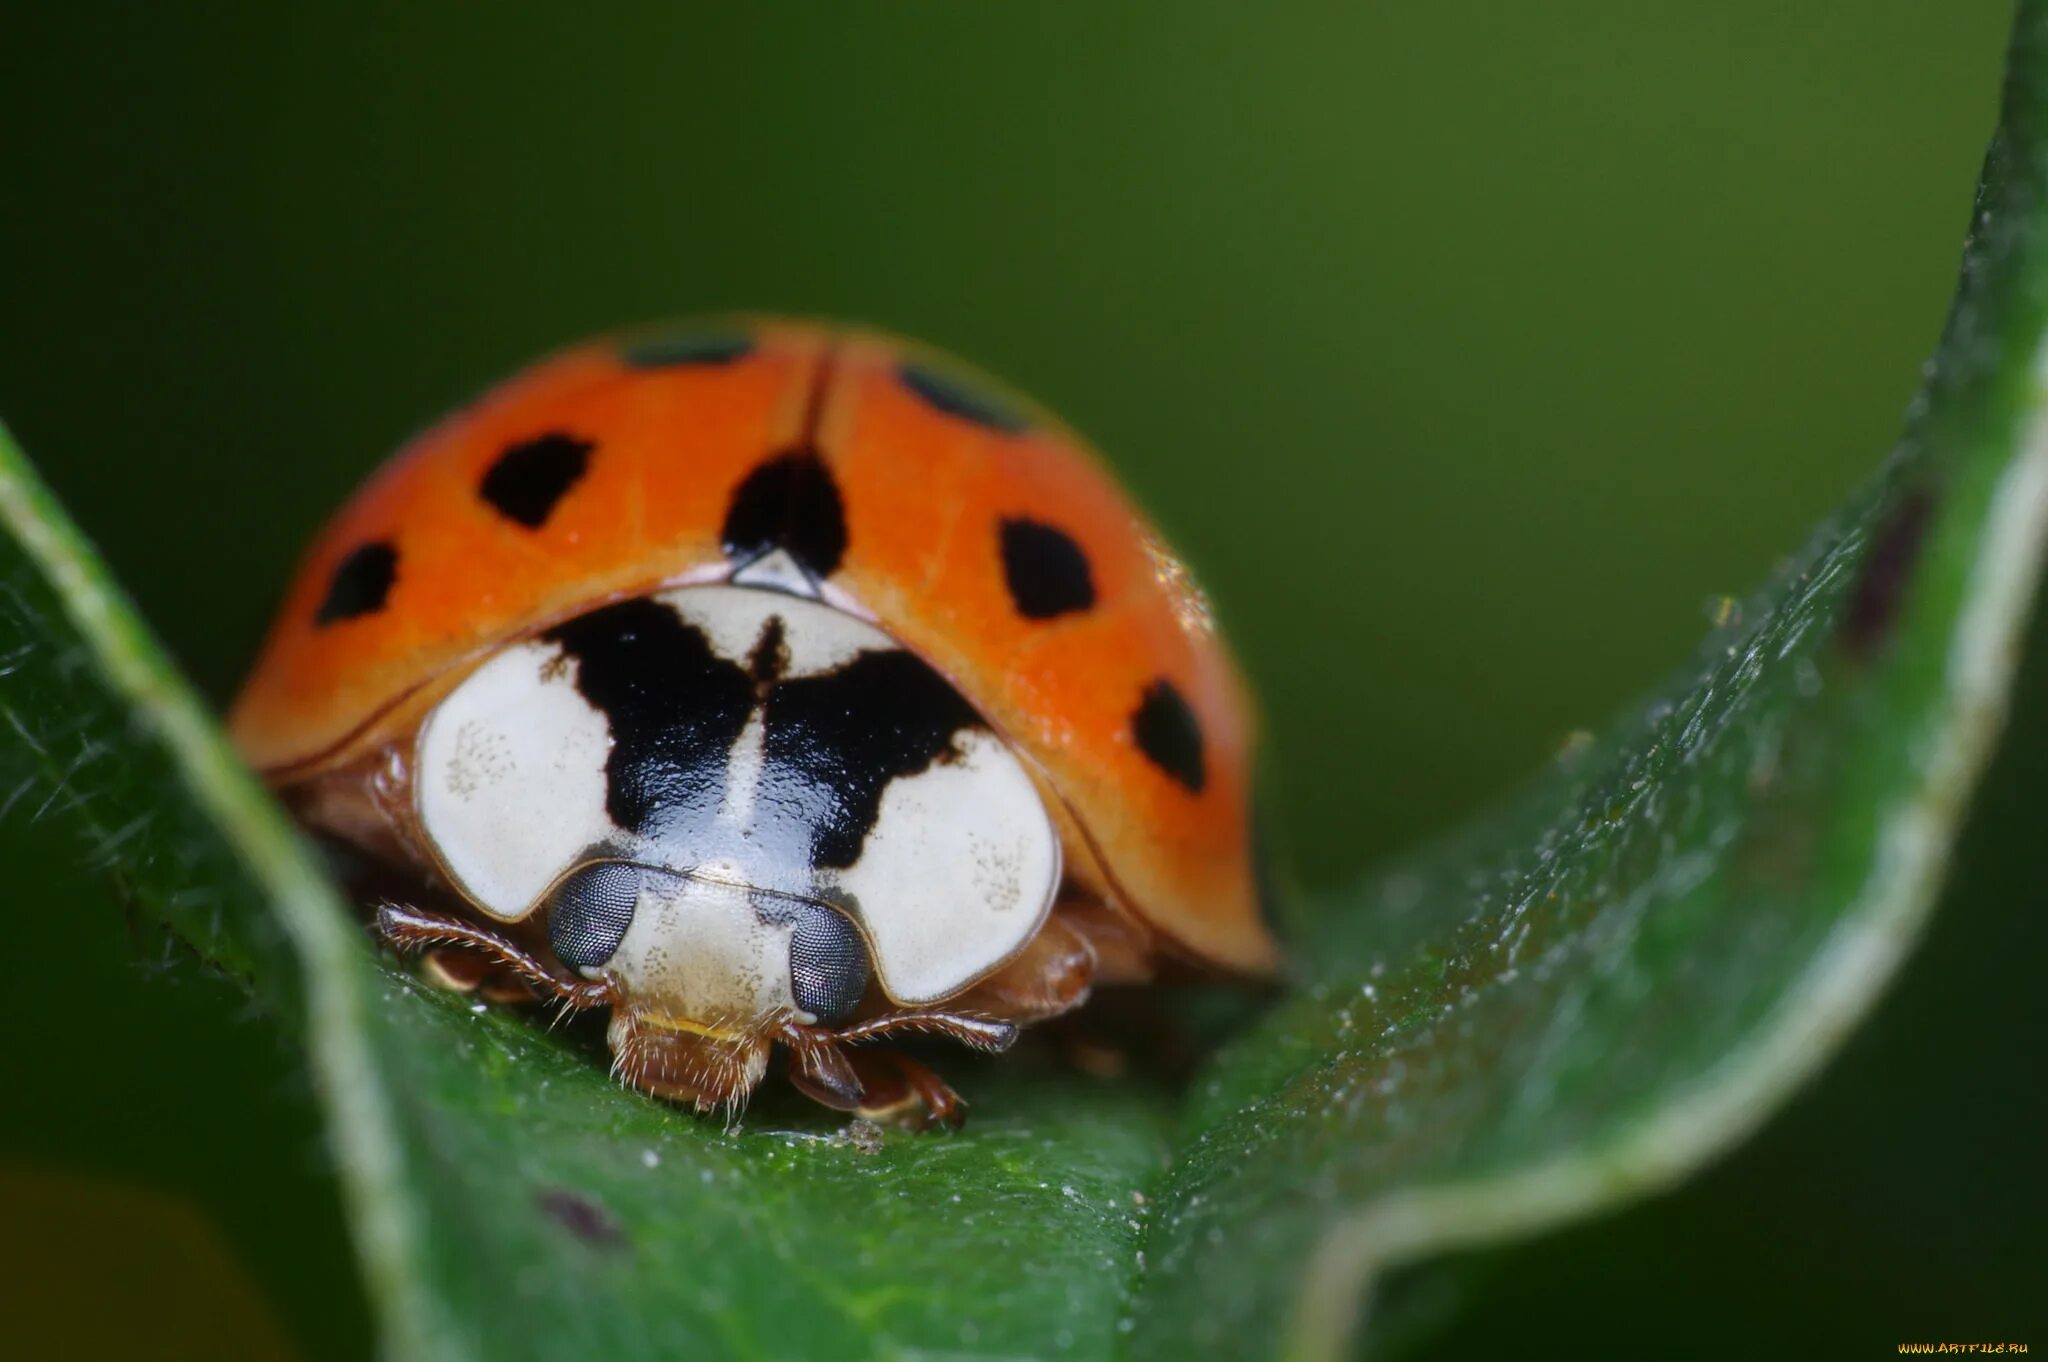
left=375, top=901, right=611, bottom=1009
left=781, top=1018, right=996, bottom=1128
left=950, top=898, right=1156, bottom=1026
left=784, top=1041, right=965, bottom=1129
left=961, top=899, right=1167, bottom=1081
left=843, top=1051, right=967, bottom=1130
left=416, top=945, right=542, bottom=1005
left=827, top=1011, right=1017, bottom=1051
left=779, top=1022, right=864, bottom=1109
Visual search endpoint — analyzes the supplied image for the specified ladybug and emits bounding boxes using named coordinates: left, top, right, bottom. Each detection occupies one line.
left=230, top=320, right=1277, bottom=1125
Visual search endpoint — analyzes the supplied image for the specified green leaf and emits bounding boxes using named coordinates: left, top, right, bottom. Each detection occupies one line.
left=1127, top=9, right=2048, bottom=1359
left=4, top=9, right=2048, bottom=1360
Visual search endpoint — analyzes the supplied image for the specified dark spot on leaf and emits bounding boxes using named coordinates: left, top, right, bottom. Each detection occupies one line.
left=1132, top=679, right=1206, bottom=793
left=479, top=432, right=593, bottom=529
left=314, top=542, right=397, bottom=625
left=721, top=452, right=848, bottom=579
left=999, top=518, right=1096, bottom=619
left=537, top=1187, right=624, bottom=1247
left=899, top=360, right=1030, bottom=434
left=620, top=327, right=755, bottom=368
left=1840, top=486, right=1936, bottom=658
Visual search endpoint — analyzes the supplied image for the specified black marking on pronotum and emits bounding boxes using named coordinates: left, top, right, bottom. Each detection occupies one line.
left=748, top=615, right=790, bottom=688
left=547, top=862, right=642, bottom=968
left=999, top=517, right=1096, bottom=619
left=783, top=901, right=872, bottom=1024
left=314, top=541, right=398, bottom=625
left=536, top=1188, right=624, bottom=1247
left=619, top=327, right=755, bottom=369
left=721, top=453, right=848, bottom=579
left=763, top=650, right=987, bottom=869
left=544, top=599, right=755, bottom=834
left=1131, top=678, right=1206, bottom=793
left=898, top=359, right=1030, bottom=434
left=544, top=590, right=989, bottom=874
left=480, top=431, right=594, bottom=529
left=1841, top=485, right=1937, bottom=659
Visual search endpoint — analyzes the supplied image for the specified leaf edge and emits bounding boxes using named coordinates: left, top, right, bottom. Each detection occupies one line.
left=1282, top=95, right=2048, bottom=1362
left=0, top=425, right=458, bottom=1362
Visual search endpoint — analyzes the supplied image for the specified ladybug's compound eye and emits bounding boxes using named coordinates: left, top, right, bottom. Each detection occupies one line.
left=548, top=863, right=642, bottom=969
left=787, top=902, right=870, bottom=1026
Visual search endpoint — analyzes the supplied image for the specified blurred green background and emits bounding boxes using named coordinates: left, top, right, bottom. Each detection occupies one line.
left=2, top=4, right=2037, bottom=1357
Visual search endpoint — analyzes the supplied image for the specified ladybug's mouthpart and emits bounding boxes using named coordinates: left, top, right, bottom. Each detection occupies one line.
left=608, top=1012, right=772, bottom=1118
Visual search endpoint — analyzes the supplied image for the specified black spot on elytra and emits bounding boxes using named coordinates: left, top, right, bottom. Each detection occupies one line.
left=1132, top=679, right=1206, bottom=793
left=721, top=452, right=848, bottom=579
left=314, top=541, right=398, bottom=625
left=619, top=327, right=755, bottom=369
left=536, top=1188, right=623, bottom=1247
left=1841, top=486, right=1937, bottom=659
left=547, top=862, right=642, bottom=969
left=763, top=650, right=987, bottom=869
left=544, top=599, right=755, bottom=835
left=999, top=517, right=1096, bottom=619
left=480, top=431, right=593, bottom=529
left=899, top=360, right=1030, bottom=434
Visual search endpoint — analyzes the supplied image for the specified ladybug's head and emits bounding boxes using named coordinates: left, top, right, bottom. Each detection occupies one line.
left=537, top=859, right=872, bottom=1109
